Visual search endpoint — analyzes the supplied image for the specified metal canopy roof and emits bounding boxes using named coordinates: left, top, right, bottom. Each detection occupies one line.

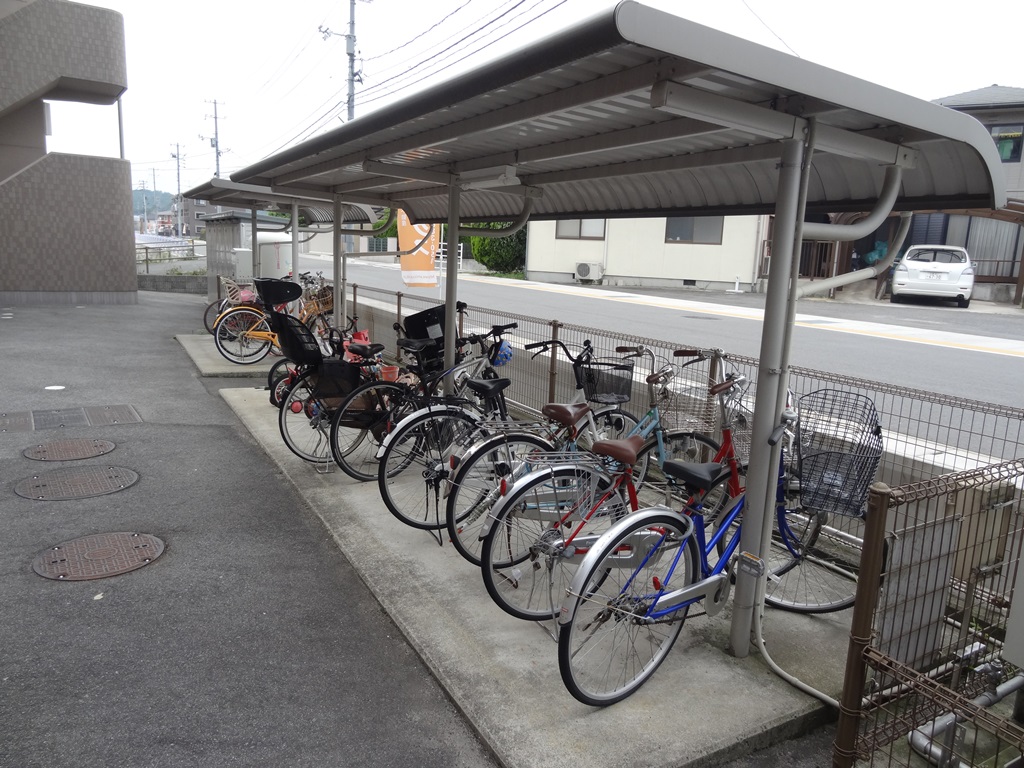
left=229, top=0, right=1004, bottom=224
left=182, top=178, right=378, bottom=225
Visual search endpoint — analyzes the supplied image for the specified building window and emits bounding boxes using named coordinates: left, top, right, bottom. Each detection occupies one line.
left=666, top=216, right=723, bottom=244
left=556, top=219, right=605, bottom=240
left=195, top=199, right=207, bottom=206
left=991, top=125, right=1023, bottom=163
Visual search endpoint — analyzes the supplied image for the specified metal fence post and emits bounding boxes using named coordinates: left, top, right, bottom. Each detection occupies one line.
left=351, top=284, right=359, bottom=324
left=547, top=320, right=561, bottom=404
left=395, top=291, right=403, bottom=358
left=833, top=481, right=892, bottom=768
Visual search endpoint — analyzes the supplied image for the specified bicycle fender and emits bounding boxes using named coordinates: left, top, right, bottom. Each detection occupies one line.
left=557, top=506, right=692, bottom=626
left=374, top=404, right=481, bottom=459
left=453, top=431, right=557, bottom=478
left=475, top=462, right=616, bottom=540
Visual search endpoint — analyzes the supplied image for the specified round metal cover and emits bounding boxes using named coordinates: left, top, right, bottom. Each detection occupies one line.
left=32, top=532, right=164, bottom=581
left=14, top=466, right=139, bottom=500
left=23, top=438, right=116, bottom=461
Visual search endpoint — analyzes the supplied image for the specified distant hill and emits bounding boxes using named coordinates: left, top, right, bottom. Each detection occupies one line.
left=133, top=189, right=174, bottom=216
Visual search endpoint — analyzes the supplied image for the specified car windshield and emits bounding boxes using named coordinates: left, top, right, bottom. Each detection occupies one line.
left=906, top=249, right=966, bottom=264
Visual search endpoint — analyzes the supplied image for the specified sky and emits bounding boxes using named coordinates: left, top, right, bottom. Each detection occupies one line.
left=45, top=0, right=1023, bottom=198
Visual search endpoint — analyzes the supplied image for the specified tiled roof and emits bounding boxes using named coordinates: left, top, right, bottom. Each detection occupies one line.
left=934, top=85, right=1024, bottom=108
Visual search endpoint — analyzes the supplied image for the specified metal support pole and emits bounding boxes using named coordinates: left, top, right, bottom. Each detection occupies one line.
left=729, top=137, right=806, bottom=658
left=291, top=201, right=300, bottom=281
left=833, top=483, right=891, bottom=768
left=443, top=182, right=462, bottom=394
left=334, top=197, right=346, bottom=327
left=250, top=208, right=259, bottom=278
left=547, top=320, right=561, bottom=404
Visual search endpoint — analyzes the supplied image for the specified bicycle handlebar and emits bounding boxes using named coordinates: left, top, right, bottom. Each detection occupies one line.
left=523, top=338, right=593, bottom=364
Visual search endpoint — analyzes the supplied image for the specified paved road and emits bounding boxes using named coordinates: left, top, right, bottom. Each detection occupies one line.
left=0, top=292, right=498, bottom=768
left=319, top=256, right=1024, bottom=408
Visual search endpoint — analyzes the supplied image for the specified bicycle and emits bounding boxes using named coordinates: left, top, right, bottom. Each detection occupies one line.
left=444, top=340, right=710, bottom=567
left=373, top=323, right=521, bottom=529
left=213, top=272, right=354, bottom=365
left=555, top=381, right=882, bottom=706
left=203, top=275, right=258, bottom=335
left=477, top=434, right=649, bottom=622
left=255, top=278, right=385, bottom=465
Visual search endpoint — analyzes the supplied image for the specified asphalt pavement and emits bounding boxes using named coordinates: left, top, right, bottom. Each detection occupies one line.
left=0, top=287, right=911, bottom=768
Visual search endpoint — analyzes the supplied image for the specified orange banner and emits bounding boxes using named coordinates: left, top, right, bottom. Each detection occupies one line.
left=396, top=210, right=439, bottom=288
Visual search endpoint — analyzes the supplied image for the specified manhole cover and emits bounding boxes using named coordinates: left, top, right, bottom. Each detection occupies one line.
left=32, top=532, right=164, bottom=580
left=22, top=438, right=116, bottom=461
left=14, top=466, right=139, bottom=500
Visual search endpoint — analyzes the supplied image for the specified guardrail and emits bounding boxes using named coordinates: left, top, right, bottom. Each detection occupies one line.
left=136, top=241, right=201, bottom=273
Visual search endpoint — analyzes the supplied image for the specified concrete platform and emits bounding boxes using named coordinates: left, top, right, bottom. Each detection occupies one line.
left=179, top=332, right=853, bottom=768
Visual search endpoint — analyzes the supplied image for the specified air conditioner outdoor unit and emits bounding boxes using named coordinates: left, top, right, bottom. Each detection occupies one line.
left=574, top=262, right=604, bottom=281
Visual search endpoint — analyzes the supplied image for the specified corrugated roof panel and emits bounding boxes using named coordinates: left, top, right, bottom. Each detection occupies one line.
left=219, top=1, right=1002, bottom=223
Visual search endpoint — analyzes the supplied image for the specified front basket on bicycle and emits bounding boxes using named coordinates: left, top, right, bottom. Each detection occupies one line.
left=579, top=359, right=634, bottom=405
left=796, top=389, right=883, bottom=518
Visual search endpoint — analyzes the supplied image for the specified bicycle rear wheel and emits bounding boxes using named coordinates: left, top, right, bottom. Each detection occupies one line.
left=278, top=368, right=334, bottom=463
left=763, top=507, right=861, bottom=613
left=480, top=464, right=627, bottom=622
left=557, top=510, right=698, bottom=707
left=377, top=409, right=484, bottom=530
left=203, top=298, right=228, bottom=334
left=329, top=381, right=414, bottom=481
left=445, top=431, right=556, bottom=566
left=214, top=307, right=273, bottom=364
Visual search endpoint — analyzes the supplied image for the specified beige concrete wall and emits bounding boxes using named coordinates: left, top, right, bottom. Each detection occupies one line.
left=0, top=0, right=127, bottom=114
left=0, top=153, right=136, bottom=303
left=0, top=102, right=47, bottom=181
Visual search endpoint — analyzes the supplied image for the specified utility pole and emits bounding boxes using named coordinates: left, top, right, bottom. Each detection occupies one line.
left=200, top=99, right=223, bottom=177
left=319, top=0, right=371, bottom=122
left=171, top=143, right=183, bottom=237
left=138, top=179, right=148, bottom=234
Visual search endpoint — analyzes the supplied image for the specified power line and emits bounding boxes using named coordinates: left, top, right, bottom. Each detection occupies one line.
left=359, top=0, right=567, bottom=106
left=740, top=0, right=800, bottom=57
left=362, top=0, right=474, bottom=62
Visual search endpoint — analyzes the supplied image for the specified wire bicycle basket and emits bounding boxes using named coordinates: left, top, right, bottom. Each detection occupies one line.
left=796, top=389, right=883, bottom=518
left=579, top=358, right=634, bottom=405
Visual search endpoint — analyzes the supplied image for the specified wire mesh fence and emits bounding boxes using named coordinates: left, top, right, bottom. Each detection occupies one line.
left=834, top=463, right=1024, bottom=768
left=346, top=281, right=1024, bottom=766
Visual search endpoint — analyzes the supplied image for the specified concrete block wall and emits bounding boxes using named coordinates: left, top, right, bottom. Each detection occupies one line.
left=0, top=154, right=136, bottom=304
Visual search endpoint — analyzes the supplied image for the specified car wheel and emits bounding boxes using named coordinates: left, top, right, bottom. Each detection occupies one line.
left=889, top=292, right=901, bottom=304
left=958, top=296, right=971, bottom=308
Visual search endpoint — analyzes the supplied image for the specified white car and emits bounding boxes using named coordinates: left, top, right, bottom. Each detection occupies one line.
left=890, top=245, right=974, bottom=308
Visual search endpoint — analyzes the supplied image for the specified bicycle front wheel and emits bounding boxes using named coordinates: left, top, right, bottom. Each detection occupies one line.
left=480, top=464, right=628, bottom=622
left=557, top=510, right=698, bottom=707
left=377, top=409, right=484, bottom=530
left=764, top=507, right=861, bottom=613
left=214, top=307, right=273, bottom=364
left=330, top=381, right=414, bottom=481
left=278, top=368, right=334, bottom=463
left=445, top=431, right=556, bottom=566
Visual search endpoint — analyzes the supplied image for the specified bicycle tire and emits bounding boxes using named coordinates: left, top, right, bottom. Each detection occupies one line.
left=445, top=431, right=556, bottom=566
left=633, top=430, right=721, bottom=509
left=329, top=380, right=415, bottom=481
left=557, top=509, right=698, bottom=706
left=763, top=507, right=861, bottom=613
left=480, top=464, right=629, bottom=622
left=377, top=408, right=485, bottom=530
left=203, top=298, right=228, bottom=334
left=214, top=307, right=273, bottom=365
left=278, top=368, right=335, bottom=463
left=577, top=407, right=639, bottom=450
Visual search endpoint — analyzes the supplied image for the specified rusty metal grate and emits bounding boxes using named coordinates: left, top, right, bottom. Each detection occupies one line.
left=22, top=438, right=116, bottom=461
left=14, top=466, right=139, bottom=500
left=32, top=532, right=164, bottom=581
